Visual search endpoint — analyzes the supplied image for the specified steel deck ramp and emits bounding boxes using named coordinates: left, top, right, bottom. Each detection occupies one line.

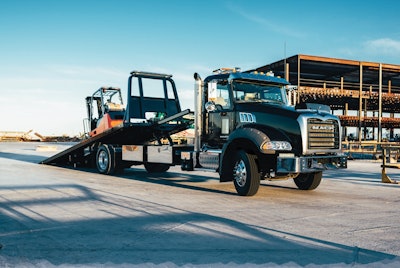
left=40, top=109, right=193, bottom=166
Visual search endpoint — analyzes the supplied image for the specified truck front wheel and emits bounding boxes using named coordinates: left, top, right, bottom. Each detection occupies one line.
left=232, top=151, right=260, bottom=196
left=294, top=171, right=322, bottom=190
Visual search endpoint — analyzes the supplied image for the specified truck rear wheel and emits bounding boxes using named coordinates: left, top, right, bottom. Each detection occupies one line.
left=232, top=151, right=260, bottom=196
left=294, top=171, right=322, bottom=190
left=144, top=163, right=170, bottom=173
left=96, top=144, right=115, bottom=174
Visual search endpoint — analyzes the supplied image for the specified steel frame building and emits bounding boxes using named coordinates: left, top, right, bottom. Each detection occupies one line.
left=254, top=54, right=400, bottom=142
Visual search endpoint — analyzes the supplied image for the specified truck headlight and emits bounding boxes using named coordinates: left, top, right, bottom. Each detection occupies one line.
left=261, top=141, right=292, bottom=151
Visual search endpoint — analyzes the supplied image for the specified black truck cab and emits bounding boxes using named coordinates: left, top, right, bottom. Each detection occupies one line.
left=193, top=68, right=347, bottom=196
left=202, top=70, right=291, bottom=148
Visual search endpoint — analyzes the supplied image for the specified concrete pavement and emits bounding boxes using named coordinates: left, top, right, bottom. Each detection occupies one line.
left=0, top=142, right=400, bottom=267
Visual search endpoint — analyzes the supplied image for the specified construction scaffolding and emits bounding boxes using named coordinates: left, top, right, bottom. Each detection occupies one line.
left=254, top=54, right=400, bottom=142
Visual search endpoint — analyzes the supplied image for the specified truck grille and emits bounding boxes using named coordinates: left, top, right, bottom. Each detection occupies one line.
left=307, top=119, right=340, bottom=150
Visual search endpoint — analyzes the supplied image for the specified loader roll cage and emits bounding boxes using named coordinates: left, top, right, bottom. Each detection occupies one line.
left=85, top=87, right=124, bottom=133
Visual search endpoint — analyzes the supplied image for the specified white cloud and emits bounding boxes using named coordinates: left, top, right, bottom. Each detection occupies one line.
left=363, top=38, right=400, bottom=55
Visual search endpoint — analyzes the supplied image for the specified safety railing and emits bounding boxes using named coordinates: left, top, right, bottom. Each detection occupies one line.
left=381, top=145, right=400, bottom=184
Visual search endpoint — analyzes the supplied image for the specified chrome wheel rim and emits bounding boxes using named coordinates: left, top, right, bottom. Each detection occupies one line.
left=234, top=159, right=247, bottom=187
left=98, top=150, right=109, bottom=171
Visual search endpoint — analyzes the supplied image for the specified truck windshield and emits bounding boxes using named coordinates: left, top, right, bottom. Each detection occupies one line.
left=232, top=80, right=287, bottom=105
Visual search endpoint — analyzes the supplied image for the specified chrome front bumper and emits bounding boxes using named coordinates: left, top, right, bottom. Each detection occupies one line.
left=277, top=154, right=347, bottom=173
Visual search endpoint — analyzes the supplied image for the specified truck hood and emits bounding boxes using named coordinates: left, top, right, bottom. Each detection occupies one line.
left=235, top=102, right=334, bottom=154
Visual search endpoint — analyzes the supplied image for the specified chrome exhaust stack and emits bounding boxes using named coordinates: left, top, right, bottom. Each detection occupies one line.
left=193, top=73, right=203, bottom=153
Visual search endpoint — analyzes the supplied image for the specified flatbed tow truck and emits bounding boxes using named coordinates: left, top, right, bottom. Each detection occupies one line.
left=42, top=68, right=347, bottom=196
left=41, top=71, right=193, bottom=174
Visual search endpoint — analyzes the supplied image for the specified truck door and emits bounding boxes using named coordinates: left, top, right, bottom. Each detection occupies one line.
left=204, top=81, right=234, bottom=147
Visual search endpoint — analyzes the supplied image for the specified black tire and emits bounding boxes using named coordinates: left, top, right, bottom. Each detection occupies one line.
left=96, top=144, right=116, bottom=175
left=232, top=151, right=260, bottom=196
left=144, top=163, right=170, bottom=173
left=294, top=171, right=322, bottom=190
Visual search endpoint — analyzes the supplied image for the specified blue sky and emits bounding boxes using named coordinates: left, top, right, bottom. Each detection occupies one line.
left=1, top=0, right=400, bottom=136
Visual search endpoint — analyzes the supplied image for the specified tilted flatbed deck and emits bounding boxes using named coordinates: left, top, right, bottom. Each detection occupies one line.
left=41, top=109, right=193, bottom=166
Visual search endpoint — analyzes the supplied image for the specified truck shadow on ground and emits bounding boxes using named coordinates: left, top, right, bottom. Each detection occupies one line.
left=0, top=183, right=398, bottom=267
left=75, top=165, right=301, bottom=197
left=92, top=166, right=241, bottom=196
left=0, top=151, right=320, bottom=195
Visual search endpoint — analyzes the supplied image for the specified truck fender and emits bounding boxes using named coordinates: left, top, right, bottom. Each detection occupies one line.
left=219, top=126, right=293, bottom=182
left=219, top=127, right=268, bottom=182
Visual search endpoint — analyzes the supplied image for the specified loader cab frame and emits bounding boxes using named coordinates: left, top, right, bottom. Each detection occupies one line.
left=85, top=87, right=125, bottom=136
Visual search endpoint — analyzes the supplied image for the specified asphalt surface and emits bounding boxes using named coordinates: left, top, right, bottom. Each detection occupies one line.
left=0, top=142, right=400, bottom=267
